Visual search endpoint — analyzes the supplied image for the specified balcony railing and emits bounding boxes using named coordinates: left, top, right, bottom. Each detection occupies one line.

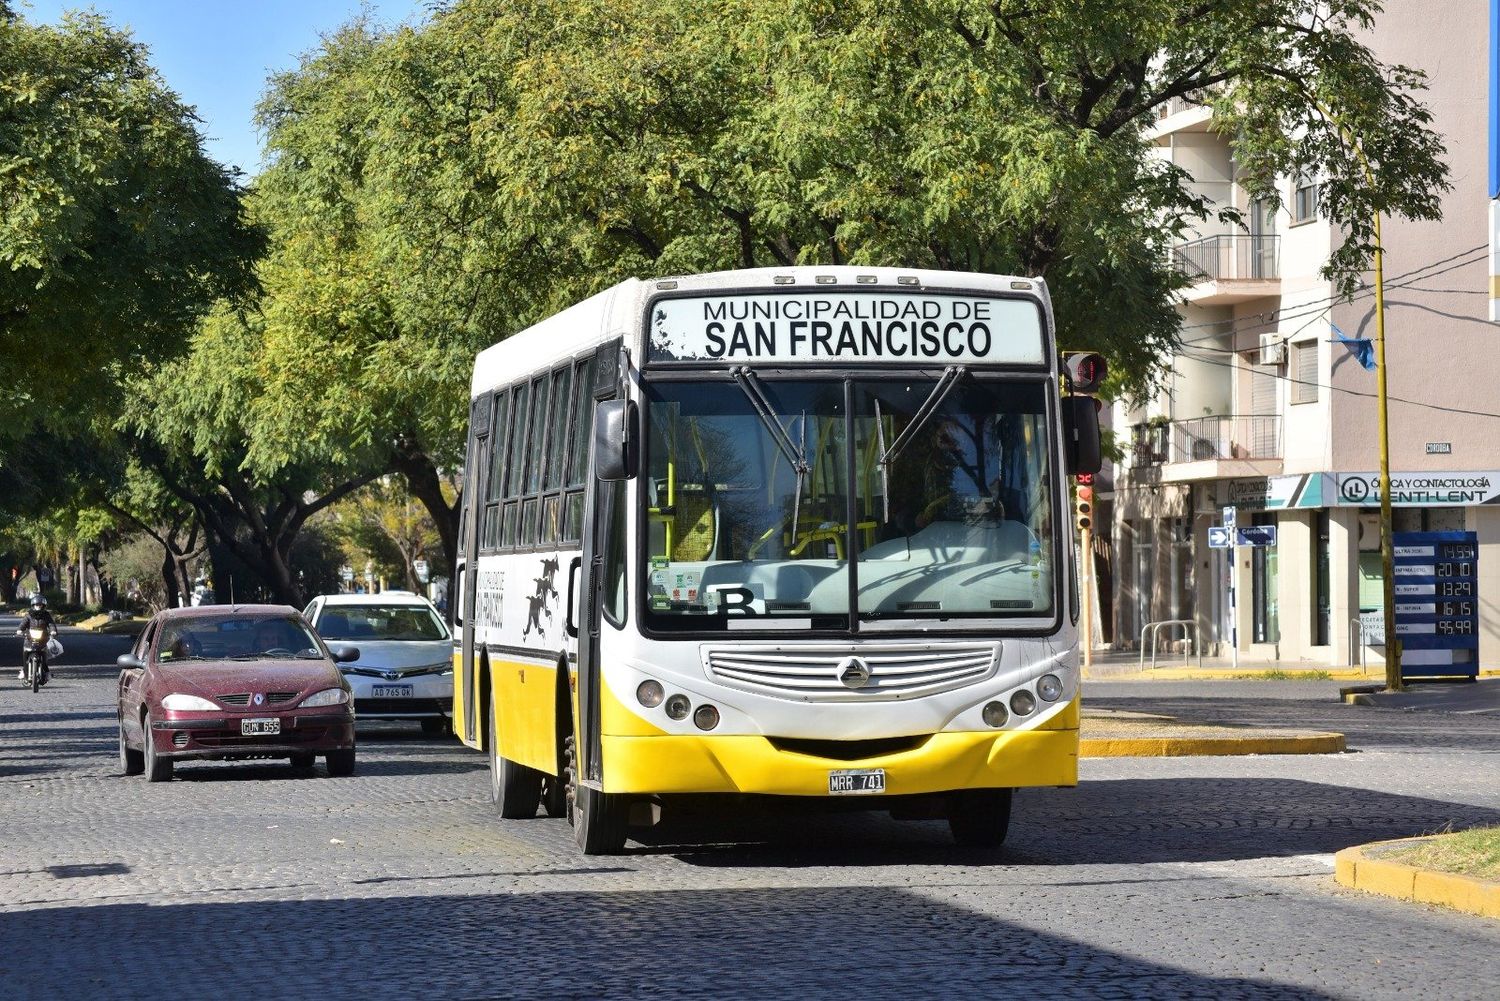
left=1131, top=416, right=1282, bottom=465
left=1170, top=415, right=1281, bottom=462
left=1171, top=234, right=1280, bottom=283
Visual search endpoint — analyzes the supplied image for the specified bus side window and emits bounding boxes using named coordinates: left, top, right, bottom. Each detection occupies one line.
left=502, top=382, right=531, bottom=549
left=563, top=355, right=596, bottom=543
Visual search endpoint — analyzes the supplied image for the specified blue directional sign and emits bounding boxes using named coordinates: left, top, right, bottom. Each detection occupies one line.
left=1392, top=530, right=1479, bottom=680
left=1207, top=526, right=1233, bottom=549
left=1235, top=525, right=1277, bottom=547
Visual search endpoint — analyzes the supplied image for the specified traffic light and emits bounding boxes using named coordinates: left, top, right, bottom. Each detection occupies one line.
left=1063, top=352, right=1108, bottom=394
left=1076, top=483, right=1094, bottom=532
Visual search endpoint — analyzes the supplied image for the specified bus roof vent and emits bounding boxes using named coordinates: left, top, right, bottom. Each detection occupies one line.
left=1010, top=280, right=1033, bottom=290
left=856, top=275, right=878, bottom=284
left=896, top=276, right=920, bottom=286
left=656, top=280, right=679, bottom=290
left=773, top=275, right=796, bottom=285
left=814, top=275, right=837, bottom=285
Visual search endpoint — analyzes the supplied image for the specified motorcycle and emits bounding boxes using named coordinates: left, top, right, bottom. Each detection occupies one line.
left=18, top=622, right=52, bottom=692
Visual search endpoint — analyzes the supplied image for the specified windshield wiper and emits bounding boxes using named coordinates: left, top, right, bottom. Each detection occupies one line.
left=876, top=365, right=966, bottom=523
left=730, top=365, right=810, bottom=544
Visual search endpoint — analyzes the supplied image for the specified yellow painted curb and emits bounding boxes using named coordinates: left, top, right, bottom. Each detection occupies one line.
left=1080, top=732, right=1345, bottom=758
left=1334, top=839, right=1500, bottom=919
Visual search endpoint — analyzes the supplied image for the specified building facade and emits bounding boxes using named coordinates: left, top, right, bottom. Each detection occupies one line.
left=1109, top=2, right=1497, bottom=668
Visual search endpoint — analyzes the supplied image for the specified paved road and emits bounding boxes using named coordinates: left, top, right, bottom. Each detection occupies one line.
left=2, top=633, right=1498, bottom=999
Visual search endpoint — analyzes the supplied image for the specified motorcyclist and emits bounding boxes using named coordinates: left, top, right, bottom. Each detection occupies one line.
left=16, top=593, right=56, bottom=684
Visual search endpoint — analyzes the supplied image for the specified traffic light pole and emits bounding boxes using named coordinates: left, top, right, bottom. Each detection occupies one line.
left=1080, top=521, right=1093, bottom=671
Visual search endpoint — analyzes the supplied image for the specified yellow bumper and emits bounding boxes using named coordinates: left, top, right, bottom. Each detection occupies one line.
left=601, top=726, right=1078, bottom=796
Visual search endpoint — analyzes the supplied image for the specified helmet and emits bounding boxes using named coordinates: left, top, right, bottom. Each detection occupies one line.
left=29, top=593, right=46, bottom=610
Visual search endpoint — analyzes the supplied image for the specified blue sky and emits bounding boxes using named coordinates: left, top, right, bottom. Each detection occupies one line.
left=21, top=0, right=432, bottom=175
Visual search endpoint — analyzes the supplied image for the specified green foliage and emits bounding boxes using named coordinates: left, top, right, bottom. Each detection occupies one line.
left=0, top=10, right=261, bottom=431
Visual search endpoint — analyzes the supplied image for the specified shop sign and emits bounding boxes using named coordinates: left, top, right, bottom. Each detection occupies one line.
left=1332, top=471, right=1500, bottom=507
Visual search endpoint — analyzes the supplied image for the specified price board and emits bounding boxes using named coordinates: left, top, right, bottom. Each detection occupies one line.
left=1391, top=531, right=1478, bottom=680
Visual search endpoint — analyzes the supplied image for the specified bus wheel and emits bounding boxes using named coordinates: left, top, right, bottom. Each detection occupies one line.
left=489, top=705, right=540, bottom=819
left=565, top=735, right=627, bottom=854
left=947, top=789, right=1013, bottom=848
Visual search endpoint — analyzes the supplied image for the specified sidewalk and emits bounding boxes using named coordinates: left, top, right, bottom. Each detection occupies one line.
left=1081, top=648, right=1498, bottom=684
left=1339, top=677, right=1500, bottom=716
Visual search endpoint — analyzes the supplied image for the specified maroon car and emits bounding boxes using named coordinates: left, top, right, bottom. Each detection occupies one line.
left=116, top=605, right=359, bottom=781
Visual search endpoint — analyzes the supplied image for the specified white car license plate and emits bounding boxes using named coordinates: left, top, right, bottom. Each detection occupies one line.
left=241, top=717, right=281, bottom=736
left=828, top=769, right=886, bottom=795
left=371, top=685, right=414, bottom=698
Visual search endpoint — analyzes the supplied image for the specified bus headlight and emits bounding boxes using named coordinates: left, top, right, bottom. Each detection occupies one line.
left=693, top=704, right=720, bottom=731
left=1009, top=691, right=1037, bottom=716
left=664, top=694, right=691, bottom=720
left=1037, top=674, right=1064, bottom=702
left=636, top=680, right=664, bottom=708
left=981, top=701, right=1008, bottom=727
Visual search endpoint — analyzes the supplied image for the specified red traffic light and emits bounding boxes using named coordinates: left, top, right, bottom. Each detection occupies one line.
left=1063, top=352, right=1108, bottom=394
left=1077, top=485, right=1094, bottom=505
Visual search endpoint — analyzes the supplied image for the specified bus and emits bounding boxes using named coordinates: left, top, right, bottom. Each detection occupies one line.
left=452, top=266, right=1103, bottom=854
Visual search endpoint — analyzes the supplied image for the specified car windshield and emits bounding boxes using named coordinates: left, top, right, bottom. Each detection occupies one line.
left=316, top=604, right=449, bottom=642
left=156, top=616, right=323, bottom=662
left=642, top=375, right=1055, bottom=631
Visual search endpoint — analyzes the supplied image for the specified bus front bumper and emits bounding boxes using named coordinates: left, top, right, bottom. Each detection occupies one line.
left=600, top=726, right=1077, bottom=797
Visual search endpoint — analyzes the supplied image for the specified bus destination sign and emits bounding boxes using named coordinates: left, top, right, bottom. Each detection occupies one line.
left=647, top=292, right=1046, bottom=365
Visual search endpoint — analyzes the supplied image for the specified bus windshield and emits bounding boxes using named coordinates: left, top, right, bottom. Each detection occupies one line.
left=643, top=375, right=1055, bottom=632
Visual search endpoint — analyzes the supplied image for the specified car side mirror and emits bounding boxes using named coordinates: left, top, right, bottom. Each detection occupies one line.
left=1062, top=396, right=1102, bottom=476
left=116, top=653, right=145, bottom=671
left=593, top=398, right=638, bottom=481
left=326, top=643, right=360, bottom=664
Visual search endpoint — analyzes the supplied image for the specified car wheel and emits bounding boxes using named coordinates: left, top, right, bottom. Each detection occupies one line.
left=420, top=717, right=450, bottom=736
left=566, top=734, right=626, bottom=855
left=289, top=752, right=316, bottom=770
left=325, top=748, right=356, bottom=777
left=947, top=789, right=1013, bottom=848
left=118, top=716, right=144, bottom=776
left=143, top=715, right=173, bottom=783
left=489, top=702, right=540, bottom=819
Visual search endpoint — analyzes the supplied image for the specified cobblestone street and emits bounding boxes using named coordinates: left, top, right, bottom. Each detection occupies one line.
left=2, top=633, right=1498, bottom=999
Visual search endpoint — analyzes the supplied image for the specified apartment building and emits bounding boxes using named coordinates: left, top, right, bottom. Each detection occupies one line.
left=1108, top=2, right=1496, bottom=668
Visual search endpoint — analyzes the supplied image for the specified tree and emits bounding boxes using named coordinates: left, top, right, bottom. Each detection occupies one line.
left=362, top=0, right=1446, bottom=399
left=0, top=9, right=260, bottom=433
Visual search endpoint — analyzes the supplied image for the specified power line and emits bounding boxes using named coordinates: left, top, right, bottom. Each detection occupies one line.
left=1170, top=244, right=1488, bottom=347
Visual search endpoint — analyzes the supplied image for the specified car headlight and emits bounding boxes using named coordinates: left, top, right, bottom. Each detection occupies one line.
left=162, top=693, right=218, bottom=712
left=301, top=688, right=350, bottom=708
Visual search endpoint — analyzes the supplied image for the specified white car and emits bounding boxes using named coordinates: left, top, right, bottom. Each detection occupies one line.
left=303, top=592, right=454, bottom=733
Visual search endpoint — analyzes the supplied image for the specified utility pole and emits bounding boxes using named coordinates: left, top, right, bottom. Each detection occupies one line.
left=1314, top=99, right=1402, bottom=690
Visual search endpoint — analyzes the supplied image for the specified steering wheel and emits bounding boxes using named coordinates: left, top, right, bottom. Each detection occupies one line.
left=262, top=647, right=293, bottom=657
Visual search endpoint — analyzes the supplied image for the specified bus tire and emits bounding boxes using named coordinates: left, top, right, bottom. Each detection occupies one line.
left=489, top=700, right=540, bottom=819
left=565, top=734, right=626, bottom=854
left=947, top=789, right=1013, bottom=848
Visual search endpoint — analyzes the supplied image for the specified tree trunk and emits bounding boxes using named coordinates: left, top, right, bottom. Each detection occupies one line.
left=391, top=441, right=458, bottom=582
left=161, top=544, right=182, bottom=609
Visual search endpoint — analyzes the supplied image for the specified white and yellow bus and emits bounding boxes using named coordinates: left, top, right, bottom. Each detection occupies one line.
left=452, top=266, right=1103, bottom=854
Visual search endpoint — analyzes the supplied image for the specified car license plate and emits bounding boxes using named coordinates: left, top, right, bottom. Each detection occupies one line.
left=828, top=769, right=886, bottom=795
left=371, top=685, right=414, bottom=698
left=241, top=717, right=280, bottom=736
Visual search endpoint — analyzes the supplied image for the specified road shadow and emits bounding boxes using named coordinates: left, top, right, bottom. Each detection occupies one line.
left=0, top=887, right=1346, bottom=1000
left=635, top=777, right=1500, bottom=869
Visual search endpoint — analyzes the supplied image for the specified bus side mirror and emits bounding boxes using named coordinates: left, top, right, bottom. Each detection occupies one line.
left=594, top=399, right=638, bottom=481
left=1062, top=396, right=1102, bottom=475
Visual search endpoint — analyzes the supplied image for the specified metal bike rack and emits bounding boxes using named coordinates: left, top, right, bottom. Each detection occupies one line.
left=1348, top=617, right=1380, bottom=675
left=1138, top=619, right=1203, bottom=672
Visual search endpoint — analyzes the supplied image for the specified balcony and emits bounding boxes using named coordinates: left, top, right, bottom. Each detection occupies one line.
left=1147, top=94, right=1214, bottom=140
left=1130, top=416, right=1282, bottom=482
left=1171, top=234, right=1281, bottom=304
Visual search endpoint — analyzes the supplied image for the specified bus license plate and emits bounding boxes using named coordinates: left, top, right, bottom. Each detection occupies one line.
left=372, top=685, right=413, bottom=698
left=241, top=718, right=280, bottom=736
left=828, top=769, right=886, bottom=795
